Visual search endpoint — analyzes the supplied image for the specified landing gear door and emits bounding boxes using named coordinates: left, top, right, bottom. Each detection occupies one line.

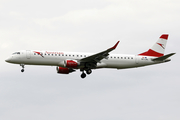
left=26, top=50, right=31, bottom=59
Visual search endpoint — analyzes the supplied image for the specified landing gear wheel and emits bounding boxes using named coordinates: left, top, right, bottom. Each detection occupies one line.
left=81, top=72, right=86, bottom=78
left=20, top=64, right=25, bottom=72
left=86, top=69, right=92, bottom=75
left=21, top=69, right=24, bottom=72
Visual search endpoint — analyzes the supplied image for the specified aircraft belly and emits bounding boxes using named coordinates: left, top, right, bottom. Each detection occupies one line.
left=103, top=59, right=136, bottom=69
left=23, top=57, right=61, bottom=66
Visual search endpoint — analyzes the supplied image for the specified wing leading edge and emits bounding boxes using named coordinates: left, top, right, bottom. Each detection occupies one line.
left=80, top=41, right=120, bottom=63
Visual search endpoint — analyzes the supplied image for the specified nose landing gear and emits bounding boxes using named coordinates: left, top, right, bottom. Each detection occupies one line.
left=20, top=64, right=25, bottom=72
left=21, top=69, right=24, bottom=72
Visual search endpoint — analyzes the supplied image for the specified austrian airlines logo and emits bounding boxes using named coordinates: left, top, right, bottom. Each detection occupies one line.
left=157, top=43, right=165, bottom=49
left=34, top=51, right=44, bottom=58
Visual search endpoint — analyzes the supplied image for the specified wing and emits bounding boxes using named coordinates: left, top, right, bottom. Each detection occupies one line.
left=80, top=41, right=120, bottom=64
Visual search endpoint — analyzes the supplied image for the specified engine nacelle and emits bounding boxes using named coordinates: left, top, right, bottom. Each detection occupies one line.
left=64, top=60, right=80, bottom=68
left=56, top=67, right=75, bottom=74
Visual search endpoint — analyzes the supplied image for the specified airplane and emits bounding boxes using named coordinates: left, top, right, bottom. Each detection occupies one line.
left=5, top=34, right=175, bottom=78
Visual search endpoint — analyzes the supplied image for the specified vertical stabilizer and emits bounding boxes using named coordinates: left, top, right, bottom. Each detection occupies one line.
left=138, top=34, right=168, bottom=57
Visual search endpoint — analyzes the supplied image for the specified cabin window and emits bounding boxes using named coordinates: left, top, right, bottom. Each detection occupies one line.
left=69, top=55, right=71, bottom=56
left=131, top=57, right=133, bottom=59
left=13, top=52, right=20, bottom=55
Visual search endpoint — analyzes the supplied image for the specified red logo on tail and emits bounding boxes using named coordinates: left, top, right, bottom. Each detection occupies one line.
left=157, top=43, right=165, bottom=49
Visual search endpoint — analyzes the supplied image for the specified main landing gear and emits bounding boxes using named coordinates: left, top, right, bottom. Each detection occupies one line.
left=86, top=69, right=92, bottom=74
left=81, top=72, right=86, bottom=78
left=80, top=69, right=92, bottom=78
left=20, top=64, right=25, bottom=72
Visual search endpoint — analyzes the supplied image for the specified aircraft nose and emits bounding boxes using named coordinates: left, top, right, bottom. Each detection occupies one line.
left=5, top=57, right=11, bottom=63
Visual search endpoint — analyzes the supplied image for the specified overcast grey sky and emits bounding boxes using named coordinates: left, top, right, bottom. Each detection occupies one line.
left=0, top=0, right=180, bottom=120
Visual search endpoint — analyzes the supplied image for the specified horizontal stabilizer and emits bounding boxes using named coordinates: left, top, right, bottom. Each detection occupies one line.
left=152, top=53, right=176, bottom=61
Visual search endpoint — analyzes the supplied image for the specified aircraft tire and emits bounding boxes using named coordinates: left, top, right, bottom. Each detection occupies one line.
left=86, top=69, right=92, bottom=74
left=81, top=72, right=86, bottom=78
left=21, top=69, right=24, bottom=72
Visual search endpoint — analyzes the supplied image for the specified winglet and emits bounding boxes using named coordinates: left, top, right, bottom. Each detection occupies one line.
left=110, top=41, right=120, bottom=49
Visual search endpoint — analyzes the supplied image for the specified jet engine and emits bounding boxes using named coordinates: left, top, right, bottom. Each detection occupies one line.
left=56, top=67, right=75, bottom=74
left=64, top=60, right=80, bottom=68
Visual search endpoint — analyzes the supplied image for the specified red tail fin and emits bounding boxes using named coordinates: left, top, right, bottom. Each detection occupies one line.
left=138, top=34, right=168, bottom=57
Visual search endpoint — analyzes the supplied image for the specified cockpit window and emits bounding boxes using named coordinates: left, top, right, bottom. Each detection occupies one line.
left=12, top=52, right=20, bottom=55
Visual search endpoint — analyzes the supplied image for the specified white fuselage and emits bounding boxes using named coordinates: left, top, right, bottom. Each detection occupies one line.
left=6, top=50, right=162, bottom=69
left=5, top=34, right=174, bottom=78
